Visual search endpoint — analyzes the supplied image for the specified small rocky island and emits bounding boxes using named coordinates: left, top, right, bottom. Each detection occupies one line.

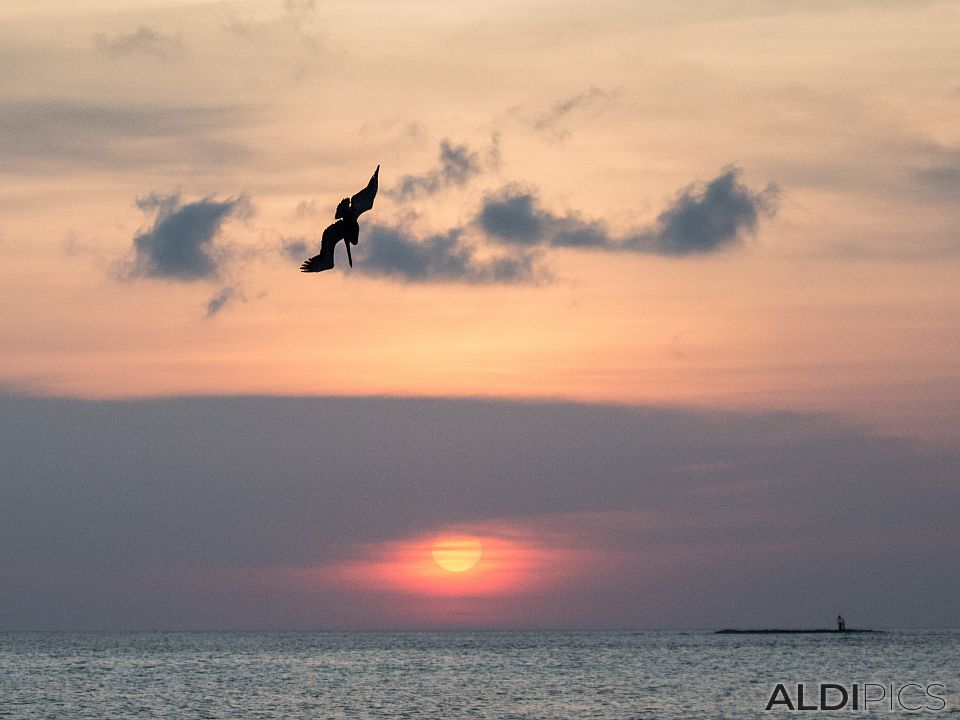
left=716, top=614, right=878, bottom=634
left=715, top=628, right=879, bottom=634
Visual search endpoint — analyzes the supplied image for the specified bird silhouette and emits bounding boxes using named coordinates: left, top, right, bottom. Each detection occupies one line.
left=300, top=165, right=379, bottom=272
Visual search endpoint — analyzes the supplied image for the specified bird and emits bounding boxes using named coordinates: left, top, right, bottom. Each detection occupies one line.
left=300, top=165, right=379, bottom=273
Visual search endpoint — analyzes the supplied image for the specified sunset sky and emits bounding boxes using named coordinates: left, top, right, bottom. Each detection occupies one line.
left=1, top=0, right=958, bottom=630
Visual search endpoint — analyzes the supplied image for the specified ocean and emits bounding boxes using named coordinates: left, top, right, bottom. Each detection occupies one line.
left=1, top=630, right=957, bottom=718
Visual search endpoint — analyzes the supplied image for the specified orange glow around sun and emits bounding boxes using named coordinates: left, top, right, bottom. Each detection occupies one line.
left=329, top=526, right=564, bottom=598
left=431, top=535, right=483, bottom=572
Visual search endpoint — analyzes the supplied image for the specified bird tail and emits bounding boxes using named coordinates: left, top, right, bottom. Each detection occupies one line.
left=300, top=255, right=332, bottom=272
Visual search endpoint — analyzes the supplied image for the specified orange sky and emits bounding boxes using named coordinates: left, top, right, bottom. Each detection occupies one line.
left=2, top=1, right=958, bottom=442
left=1, top=1, right=959, bottom=630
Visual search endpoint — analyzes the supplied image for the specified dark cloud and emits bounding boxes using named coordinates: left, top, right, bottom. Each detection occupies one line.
left=913, top=146, right=960, bottom=201
left=916, top=165, right=960, bottom=188
left=0, top=394, right=957, bottom=629
left=356, top=224, right=543, bottom=284
left=389, top=136, right=500, bottom=201
left=478, top=168, right=778, bottom=255
left=121, top=193, right=250, bottom=281
left=285, top=168, right=776, bottom=287
left=206, top=286, right=245, bottom=317
left=94, top=26, right=183, bottom=58
left=324, top=167, right=777, bottom=286
left=478, top=187, right=608, bottom=248
left=477, top=191, right=543, bottom=243
left=627, top=167, right=780, bottom=255
left=279, top=237, right=310, bottom=261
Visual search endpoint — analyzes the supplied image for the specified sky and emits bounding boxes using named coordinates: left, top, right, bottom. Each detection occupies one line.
left=1, top=0, right=958, bottom=630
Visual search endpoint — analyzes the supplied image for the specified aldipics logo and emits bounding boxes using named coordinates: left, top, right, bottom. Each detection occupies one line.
left=765, top=683, right=947, bottom=712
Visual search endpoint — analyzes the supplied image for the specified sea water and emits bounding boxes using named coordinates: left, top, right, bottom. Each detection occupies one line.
left=1, top=630, right=957, bottom=718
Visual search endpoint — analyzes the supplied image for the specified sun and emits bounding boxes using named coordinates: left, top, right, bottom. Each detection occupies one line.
left=431, top=535, right=483, bottom=573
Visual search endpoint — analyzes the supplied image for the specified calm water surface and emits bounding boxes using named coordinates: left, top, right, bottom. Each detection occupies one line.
left=1, top=630, right=957, bottom=718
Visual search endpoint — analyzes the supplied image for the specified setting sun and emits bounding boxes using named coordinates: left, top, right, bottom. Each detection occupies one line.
left=326, top=525, right=564, bottom=602
left=431, top=536, right=483, bottom=573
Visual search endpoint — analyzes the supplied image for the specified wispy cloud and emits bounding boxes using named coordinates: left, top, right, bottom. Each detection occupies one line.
left=94, top=26, right=183, bottom=58
left=224, top=0, right=321, bottom=49
left=389, top=136, right=500, bottom=201
left=119, top=192, right=251, bottom=281
left=0, top=100, right=250, bottom=173
left=295, top=200, right=318, bottom=218
left=513, top=87, right=617, bottom=142
left=206, top=285, right=245, bottom=317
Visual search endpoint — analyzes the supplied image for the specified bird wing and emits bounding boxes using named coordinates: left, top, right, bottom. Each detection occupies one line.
left=350, top=165, right=379, bottom=216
